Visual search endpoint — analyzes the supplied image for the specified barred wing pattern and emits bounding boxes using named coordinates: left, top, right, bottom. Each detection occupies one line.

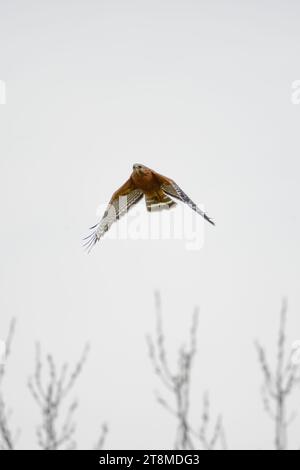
left=162, top=181, right=215, bottom=226
left=84, top=189, right=143, bottom=251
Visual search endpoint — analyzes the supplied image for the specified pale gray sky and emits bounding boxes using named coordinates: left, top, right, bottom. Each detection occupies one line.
left=0, top=0, right=300, bottom=450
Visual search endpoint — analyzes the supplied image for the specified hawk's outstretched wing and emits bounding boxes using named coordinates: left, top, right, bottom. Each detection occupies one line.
left=84, top=179, right=143, bottom=251
left=154, top=172, right=215, bottom=226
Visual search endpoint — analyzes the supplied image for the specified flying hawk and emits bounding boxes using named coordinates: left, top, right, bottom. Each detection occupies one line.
left=84, top=164, right=214, bottom=251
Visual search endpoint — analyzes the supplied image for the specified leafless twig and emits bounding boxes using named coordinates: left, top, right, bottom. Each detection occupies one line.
left=147, top=292, right=226, bottom=450
left=94, top=423, right=108, bottom=450
left=0, top=318, right=17, bottom=450
left=28, top=343, right=90, bottom=450
left=255, top=299, right=300, bottom=450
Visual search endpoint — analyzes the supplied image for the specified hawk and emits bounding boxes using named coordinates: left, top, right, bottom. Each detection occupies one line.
left=84, top=164, right=214, bottom=251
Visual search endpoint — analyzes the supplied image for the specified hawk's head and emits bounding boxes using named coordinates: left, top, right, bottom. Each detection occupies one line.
left=132, top=163, right=150, bottom=176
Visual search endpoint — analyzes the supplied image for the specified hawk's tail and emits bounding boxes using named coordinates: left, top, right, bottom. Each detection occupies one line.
left=145, top=191, right=177, bottom=212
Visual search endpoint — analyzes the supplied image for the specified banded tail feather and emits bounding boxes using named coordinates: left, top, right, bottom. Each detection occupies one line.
left=145, top=191, right=177, bottom=212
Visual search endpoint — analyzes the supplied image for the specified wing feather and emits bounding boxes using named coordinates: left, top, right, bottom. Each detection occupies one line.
left=84, top=179, right=143, bottom=251
left=153, top=171, right=215, bottom=225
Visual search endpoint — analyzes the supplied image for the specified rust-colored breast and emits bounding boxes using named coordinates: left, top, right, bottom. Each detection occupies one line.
left=131, top=170, right=160, bottom=193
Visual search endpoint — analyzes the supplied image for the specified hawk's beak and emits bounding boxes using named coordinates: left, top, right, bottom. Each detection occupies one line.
left=133, top=164, right=143, bottom=175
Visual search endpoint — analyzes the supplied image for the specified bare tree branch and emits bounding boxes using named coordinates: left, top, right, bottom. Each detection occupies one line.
left=28, top=343, right=89, bottom=450
left=147, top=292, right=226, bottom=450
left=0, top=318, right=17, bottom=450
left=255, top=299, right=300, bottom=450
left=94, top=423, right=108, bottom=450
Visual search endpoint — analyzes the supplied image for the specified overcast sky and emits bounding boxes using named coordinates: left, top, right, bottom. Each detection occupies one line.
left=1, top=0, right=300, bottom=450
